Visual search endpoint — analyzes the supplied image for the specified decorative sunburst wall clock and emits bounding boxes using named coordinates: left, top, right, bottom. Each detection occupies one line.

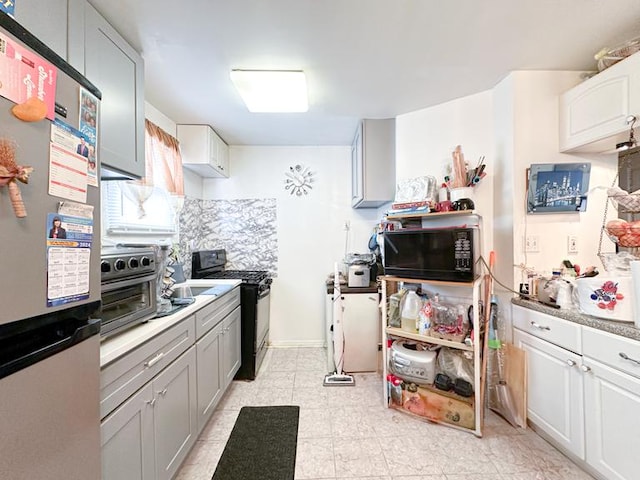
left=284, top=164, right=314, bottom=196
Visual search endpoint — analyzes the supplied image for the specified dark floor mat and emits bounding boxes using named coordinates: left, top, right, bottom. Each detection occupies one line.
left=212, top=405, right=300, bottom=480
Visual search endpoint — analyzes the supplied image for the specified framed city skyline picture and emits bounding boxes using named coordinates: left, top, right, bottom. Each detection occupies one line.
left=526, top=163, right=591, bottom=214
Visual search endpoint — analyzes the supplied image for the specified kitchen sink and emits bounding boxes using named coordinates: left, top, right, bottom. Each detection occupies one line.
left=190, top=284, right=235, bottom=297
left=190, top=286, right=217, bottom=296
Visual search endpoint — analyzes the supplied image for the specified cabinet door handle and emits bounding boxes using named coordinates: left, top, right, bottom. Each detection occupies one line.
left=146, top=398, right=156, bottom=407
left=530, top=321, right=551, bottom=331
left=145, top=352, right=165, bottom=368
left=566, top=359, right=577, bottom=367
left=619, top=352, right=640, bottom=365
left=580, top=364, right=592, bottom=373
left=158, top=388, right=168, bottom=397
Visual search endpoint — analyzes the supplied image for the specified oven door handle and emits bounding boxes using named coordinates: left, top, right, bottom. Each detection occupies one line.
left=258, top=288, right=270, bottom=300
left=101, top=273, right=157, bottom=292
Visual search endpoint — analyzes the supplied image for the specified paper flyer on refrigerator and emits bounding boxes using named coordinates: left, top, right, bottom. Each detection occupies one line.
left=0, top=31, right=57, bottom=120
left=49, top=118, right=94, bottom=197
left=46, top=212, right=93, bottom=307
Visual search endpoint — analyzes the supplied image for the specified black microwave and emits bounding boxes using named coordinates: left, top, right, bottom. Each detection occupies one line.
left=382, top=227, right=476, bottom=282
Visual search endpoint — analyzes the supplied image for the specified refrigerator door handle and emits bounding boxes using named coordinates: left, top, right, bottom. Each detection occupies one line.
left=31, top=318, right=101, bottom=361
left=0, top=316, right=101, bottom=380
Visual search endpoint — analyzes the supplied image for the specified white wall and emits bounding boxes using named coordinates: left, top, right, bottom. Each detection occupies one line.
left=142, top=103, right=382, bottom=346
left=144, top=71, right=621, bottom=349
left=394, top=73, right=619, bottom=341
left=202, top=146, right=381, bottom=346
left=396, top=91, right=495, bottom=260
left=497, top=72, right=618, bottom=288
left=491, top=71, right=621, bottom=339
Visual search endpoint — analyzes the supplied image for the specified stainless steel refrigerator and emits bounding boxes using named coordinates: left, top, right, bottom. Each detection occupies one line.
left=0, top=11, right=103, bottom=479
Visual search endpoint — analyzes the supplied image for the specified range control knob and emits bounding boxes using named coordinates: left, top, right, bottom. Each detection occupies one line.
left=141, top=256, right=151, bottom=267
left=114, top=259, right=126, bottom=271
left=128, top=258, right=139, bottom=269
left=101, top=261, right=111, bottom=273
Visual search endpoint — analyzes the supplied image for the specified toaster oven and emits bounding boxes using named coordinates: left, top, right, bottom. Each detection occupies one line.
left=389, top=340, right=437, bottom=385
left=98, top=246, right=158, bottom=337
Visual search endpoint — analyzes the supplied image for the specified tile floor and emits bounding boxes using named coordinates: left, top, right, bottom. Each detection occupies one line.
left=175, top=347, right=595, bottom=480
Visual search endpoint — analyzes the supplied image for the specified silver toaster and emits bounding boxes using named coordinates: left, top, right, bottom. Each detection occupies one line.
left=389, top=340, right=437, bottom=385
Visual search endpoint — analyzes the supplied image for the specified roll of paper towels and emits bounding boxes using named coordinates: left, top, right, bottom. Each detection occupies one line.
left=631, top=261, right=640, bottom=328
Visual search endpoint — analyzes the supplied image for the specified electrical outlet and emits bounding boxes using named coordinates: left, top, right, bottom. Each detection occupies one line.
left=525, top=235, right=539, bottom=253
left=568, top=235, right=578, bottom=253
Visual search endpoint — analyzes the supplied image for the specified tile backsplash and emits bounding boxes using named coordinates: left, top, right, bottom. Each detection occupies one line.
left=178, top=197, right=278, bottom=278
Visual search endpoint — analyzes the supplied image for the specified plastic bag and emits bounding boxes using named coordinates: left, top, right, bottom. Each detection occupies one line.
left=430, top=295, right=469, bottom=341
left=436, top=348, right=474, bottom=388
left=388, top=289, right=406, bottom=328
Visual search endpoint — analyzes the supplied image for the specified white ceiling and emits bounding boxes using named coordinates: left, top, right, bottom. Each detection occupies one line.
left=89, top=0, right=640, bottom=146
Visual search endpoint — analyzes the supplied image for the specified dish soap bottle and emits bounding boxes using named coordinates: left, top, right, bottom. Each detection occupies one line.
left=401, top=290, right=422, bottom=332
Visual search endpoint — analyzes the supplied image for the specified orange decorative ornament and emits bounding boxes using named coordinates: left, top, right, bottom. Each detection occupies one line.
left=11, top=96, right=48, bottom=122
left=0, top=139, right=34, bottom=218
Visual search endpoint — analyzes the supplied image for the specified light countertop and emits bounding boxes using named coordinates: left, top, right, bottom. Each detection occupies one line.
left=512, top=297, right=640, bottom=342
left=100, top=279, right=241, bottom=367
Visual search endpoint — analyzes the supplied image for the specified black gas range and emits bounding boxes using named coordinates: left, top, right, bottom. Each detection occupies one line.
left=191, top=250, right=271, bottom=380
left=202, top=269, right=271, bottom=285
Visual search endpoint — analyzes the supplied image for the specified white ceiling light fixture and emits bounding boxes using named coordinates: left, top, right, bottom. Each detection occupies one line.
left=230, top=69, right=309, bottom=113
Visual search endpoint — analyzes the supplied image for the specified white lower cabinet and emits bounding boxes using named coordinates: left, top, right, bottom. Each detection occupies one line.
left=582, top=326, right=640, bottom=480
left=101, top=347, right=197, bottom=480
left=154, top=348, right=198, bottom=480
left=221, top=307, right=241, bottom=388
left=196, top=322, right=223, bottom=431
left=101, top=384, right=154, bottom=480
left=513, top=329, right=585, bottom=458
left=513, top=305, right=640, bottom=480
left=101, top=286, right=242, bottom=479
left=195, top=305, right=241, bottom=431
left=583, top=357, right=640, bottom=480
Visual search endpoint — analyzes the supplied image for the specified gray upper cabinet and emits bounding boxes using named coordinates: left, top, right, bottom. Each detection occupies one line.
left=351, top=119, right=396, bottom=208
left=68, top=0, right=145, bottom=179
left=13, top=0, right=68, bottom=59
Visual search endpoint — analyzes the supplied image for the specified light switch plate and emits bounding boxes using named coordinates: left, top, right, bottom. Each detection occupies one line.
left=568, top=235, right=578, bottom=253
left=525, top=235, right=539, bottom=252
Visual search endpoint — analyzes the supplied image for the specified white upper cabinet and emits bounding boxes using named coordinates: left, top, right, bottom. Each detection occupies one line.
left=177, top=124, right=229, bottom=178
left=559, top=52, right=640, bottom=153
left=352, top=119, right=395, bottom=208
left=13, top=0, right=68, bottom=59
left=68, top=0, right=145, bottom=179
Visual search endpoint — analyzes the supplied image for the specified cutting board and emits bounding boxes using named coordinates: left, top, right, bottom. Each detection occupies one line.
left=503, top=342, right=527, bottom=429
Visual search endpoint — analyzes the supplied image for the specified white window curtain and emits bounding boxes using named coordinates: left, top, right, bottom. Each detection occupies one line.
left=103, top=120, right=185, bottom=235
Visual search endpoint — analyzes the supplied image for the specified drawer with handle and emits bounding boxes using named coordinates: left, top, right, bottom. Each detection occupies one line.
left=195, top=287, right=240, bottom=338
left=512, top=305, right=582, bottom=353
left=100, top=315, right=196, bottom=419
left=583, top=326, right=640, bottom=380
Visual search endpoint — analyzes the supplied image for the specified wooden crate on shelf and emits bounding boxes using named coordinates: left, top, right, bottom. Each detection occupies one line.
left=393, top=384, right=475, bottom=430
